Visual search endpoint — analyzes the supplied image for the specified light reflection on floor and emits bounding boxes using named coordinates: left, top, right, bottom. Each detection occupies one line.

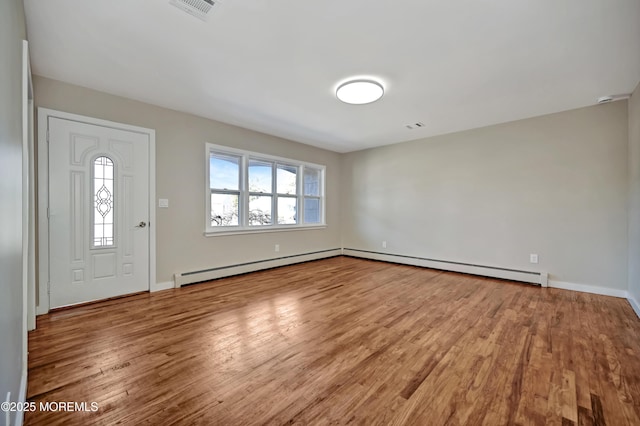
left=203, top=295, right=302, bottom=372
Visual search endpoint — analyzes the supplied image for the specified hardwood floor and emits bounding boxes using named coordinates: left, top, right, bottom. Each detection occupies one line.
left=25, top=256, right=640, bottom=425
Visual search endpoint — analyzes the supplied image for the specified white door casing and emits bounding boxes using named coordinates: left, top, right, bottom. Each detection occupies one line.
left=38, top=109, right=156, bottom=311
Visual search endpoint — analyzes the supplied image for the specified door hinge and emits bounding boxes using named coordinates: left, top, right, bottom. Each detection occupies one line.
left=47, top=282, right=50, bottom=295
left=47, top=207, right=50, bottom=218
left=46, top=129, right=49, bottom=143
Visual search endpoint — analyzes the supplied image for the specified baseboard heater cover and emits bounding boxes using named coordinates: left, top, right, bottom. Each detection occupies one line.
left=174, top=248, right=342, bottom=287
left=342, top=248, right=548, bottom=287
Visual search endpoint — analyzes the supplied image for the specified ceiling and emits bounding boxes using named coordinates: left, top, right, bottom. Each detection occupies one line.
left=24, top=0, right=640, bottom=153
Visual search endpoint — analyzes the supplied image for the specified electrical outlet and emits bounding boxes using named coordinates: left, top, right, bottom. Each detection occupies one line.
left=382, top=241, right=387, bottom=249
left=275, top=244, right=280, bottom=252
left=530, top=254, right=539, bottom=264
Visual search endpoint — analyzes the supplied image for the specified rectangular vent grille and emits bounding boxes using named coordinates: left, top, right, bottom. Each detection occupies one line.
left=169, top=0, right=215, bottom=21
left=405, top=122, right=425, bottom=130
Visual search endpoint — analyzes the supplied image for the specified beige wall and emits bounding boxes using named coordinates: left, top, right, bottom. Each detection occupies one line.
left=34, top=76, right=342, bottom=285
left=629, top=83, right=640, bottom=302
left=0, top=0, right=26, bottom=421
left=341, top=102, right=629, bottom=290
left=34, top=75, right=636, bottom=296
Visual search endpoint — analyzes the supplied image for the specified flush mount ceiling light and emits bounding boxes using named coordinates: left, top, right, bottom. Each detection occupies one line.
left=336, top=79, right=384, bottom=105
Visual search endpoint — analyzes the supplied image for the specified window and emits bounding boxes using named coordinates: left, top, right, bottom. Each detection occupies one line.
left=206, top=144, right=325, bottom=234
left=303, top=167, right=322, bottom=224
left=248, top=159, right=273, bottom=226
left=92, top=156, right=115, bottom=247
left=277, top=164, right=297, bottom=225
left=209, top=153, right=240, bottom=227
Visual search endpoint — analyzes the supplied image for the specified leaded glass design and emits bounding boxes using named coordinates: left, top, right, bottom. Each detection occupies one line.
left=93, top=156, right=114, bottom=247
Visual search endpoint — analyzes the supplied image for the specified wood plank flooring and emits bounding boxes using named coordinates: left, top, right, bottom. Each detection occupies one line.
left=25, top=256, right=640, bottom=425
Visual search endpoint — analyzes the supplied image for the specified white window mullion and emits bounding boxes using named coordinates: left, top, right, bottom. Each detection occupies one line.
left=272, top=162, right=277, bottom=225
left=320, top=168, right=325, bottom=224
left=205, top=147, right=211, bottom=232
left=241, top=154, right=248, bottom=228
left=298, top=165, right=304, bottom=224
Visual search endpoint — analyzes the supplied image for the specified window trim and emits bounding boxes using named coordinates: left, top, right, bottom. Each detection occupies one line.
left=205, top=143, right=326, bottom=235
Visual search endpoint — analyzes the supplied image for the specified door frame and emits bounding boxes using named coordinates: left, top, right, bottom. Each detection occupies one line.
left=37, top=108, right=156, bottom=315
left=23, top=41, right=35, bottom=331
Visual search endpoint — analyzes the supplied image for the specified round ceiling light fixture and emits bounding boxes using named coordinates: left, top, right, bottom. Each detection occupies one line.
left=336, top=79, right=384, bottom=105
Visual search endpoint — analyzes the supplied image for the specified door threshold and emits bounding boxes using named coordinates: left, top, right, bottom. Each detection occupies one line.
left=48, top=291, right=149, bottom=313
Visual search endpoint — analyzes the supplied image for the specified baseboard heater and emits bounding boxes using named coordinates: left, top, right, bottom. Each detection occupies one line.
left=342, top=248, right=548, bottom=287
left=174, top=248, right=342, bottom=287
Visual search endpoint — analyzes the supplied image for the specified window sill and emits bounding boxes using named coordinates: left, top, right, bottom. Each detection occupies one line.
left=204, top=224, right=327, bottom=237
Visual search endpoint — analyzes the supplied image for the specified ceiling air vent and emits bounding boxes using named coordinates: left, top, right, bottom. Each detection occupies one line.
left=597, top=94, right=630, bottom=104
left=169, top=0, right=215, bottom=21
left=405, top=122, right=425, bottom=130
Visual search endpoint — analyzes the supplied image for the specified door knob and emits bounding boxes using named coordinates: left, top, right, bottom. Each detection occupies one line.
left=135, top=221, right=147, bottom=228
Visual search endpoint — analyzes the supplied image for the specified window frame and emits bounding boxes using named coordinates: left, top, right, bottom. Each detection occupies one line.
left=205, top=143, right=326, bottom=236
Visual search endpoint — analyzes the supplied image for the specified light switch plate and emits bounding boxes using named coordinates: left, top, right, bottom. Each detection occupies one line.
left=158, top=199, right=169, bottom=208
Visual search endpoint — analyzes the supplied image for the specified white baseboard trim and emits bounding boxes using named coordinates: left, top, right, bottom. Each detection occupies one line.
left=343, top=248, right=547, bottom=286
left=15, top=368, right=27, bottom=426
left=548, top=280, right=628, bottom=298
left=151, top=281, right=175, bottom=292
left=174, top=248, right=342, bottom=287
left=627, top=296, right=640, bottom=319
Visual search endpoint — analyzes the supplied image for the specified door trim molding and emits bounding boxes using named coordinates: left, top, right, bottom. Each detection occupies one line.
left=37, top=108, right=156, bottom=315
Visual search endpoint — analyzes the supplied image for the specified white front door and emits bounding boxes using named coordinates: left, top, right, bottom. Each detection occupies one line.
left=48, top=117, right=150, bottom=308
